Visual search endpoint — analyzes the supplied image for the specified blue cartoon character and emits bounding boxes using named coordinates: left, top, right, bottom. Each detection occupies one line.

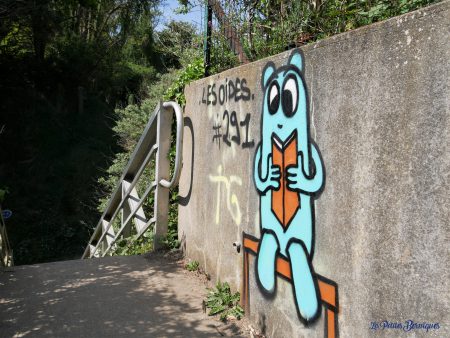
left=253, top=49, right=324, bottom=323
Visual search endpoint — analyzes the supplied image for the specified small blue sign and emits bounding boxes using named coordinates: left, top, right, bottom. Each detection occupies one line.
left=1, top=210, right=12, bottom=219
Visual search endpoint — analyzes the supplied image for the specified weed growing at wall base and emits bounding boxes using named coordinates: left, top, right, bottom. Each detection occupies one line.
left=205, top=281, right=244, bottom=321
left=185, top=260, right=199, bottom=272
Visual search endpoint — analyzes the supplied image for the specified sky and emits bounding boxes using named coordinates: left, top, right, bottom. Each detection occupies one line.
left=156, top=0, right=204, bottom=32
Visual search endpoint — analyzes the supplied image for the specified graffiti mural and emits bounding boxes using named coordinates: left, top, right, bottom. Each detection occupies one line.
left=242, top=49, right=339, bottom=338
left=255, top=48, right=324, bottom=322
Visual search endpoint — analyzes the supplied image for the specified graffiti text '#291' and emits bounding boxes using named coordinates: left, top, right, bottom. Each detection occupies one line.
left=213, top=111, right=254, bottom=149
left=200, top=77, right=254, bottom=106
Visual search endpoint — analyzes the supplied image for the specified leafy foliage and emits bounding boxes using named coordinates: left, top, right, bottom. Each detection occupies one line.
left=193, top=0, right=441, bottom=70
left=164, top=57, right=205, bottom=106
left=112, top=232, right=153, bottom=256
left=205, top=281, right=244, bottom=321
left=185, top=260, right=200, bottom=271
left=209, top=29, right=240, bottom=75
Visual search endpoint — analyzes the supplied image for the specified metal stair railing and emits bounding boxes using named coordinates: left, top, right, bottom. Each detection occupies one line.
left=82, top=101, right=183, bottom=259
left=0, top=205, right=14, bottom=267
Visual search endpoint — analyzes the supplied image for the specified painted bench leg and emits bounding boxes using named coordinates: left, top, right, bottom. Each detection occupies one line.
left=242, top=234, right=339, bottom=338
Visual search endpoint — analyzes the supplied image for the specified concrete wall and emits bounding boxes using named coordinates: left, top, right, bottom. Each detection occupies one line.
left=178, top=2, right=450, bottom=337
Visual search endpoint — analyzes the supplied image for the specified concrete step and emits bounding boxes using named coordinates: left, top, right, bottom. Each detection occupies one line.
left=0, top=254, right=245, bottom=337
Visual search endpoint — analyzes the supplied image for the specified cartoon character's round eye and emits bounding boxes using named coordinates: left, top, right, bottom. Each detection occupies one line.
left=282, top=75, right=298, bottom=117
left=267, top=82, right=280, bottom=115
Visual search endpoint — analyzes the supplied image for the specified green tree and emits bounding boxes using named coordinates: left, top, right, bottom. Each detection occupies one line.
left=0, top=0, right=166, bottom=264
left=96, top=20, right=203, bottom=253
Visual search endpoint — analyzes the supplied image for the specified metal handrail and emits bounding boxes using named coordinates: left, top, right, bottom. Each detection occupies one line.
left=90, top=144, right=158, bottom=256
left=82, top=101, right=183, bottom=259
left=160, top=101, right=183, bottom=188
left=0, top=205, right=14, bottom=267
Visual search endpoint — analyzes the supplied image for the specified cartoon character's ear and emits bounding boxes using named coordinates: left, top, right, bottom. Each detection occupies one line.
left=261, top=62, right=275, bottom=88
left=288, top=49, right=304, bottom=72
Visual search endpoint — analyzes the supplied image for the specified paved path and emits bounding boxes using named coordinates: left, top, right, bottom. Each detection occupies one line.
left=0, top=254, right=244, bottom=337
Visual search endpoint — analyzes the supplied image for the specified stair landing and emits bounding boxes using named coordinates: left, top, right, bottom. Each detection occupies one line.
left=0, top=254, right=244, bottom=337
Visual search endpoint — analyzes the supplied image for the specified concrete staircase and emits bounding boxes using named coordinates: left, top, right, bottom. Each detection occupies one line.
left=0, top=254, right=244, bottom=337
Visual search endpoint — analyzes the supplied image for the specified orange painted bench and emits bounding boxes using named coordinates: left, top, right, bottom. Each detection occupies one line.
left=242, top=233, right=339, bottom=338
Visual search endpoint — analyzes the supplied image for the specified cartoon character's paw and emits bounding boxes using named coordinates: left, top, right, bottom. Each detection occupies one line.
left=267, top=155, right=281, bottom=190
left=286, top=160, right=303, bottom=191
left=286, top=146, right=324, bottom=194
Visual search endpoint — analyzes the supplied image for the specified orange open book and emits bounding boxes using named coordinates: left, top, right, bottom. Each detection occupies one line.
left=271, top=132, right=300, bottom=229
